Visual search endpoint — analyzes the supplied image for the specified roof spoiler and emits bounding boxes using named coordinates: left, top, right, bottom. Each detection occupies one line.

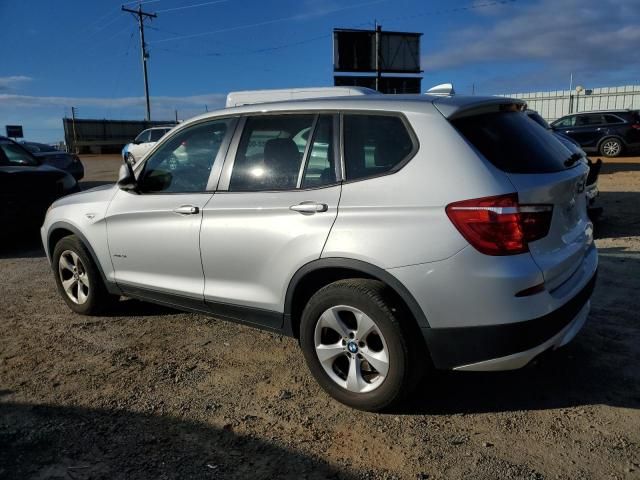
left=433, top=96, right=527, bottom=119
left=225, top=86, right=378, bottom=108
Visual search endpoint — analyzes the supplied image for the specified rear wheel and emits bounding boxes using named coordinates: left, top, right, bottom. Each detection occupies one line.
left=52, top=235, right=118, bottom=315
left=299, top=279, right=422, bottom=411
left=599, top=138, right=623, bottom=157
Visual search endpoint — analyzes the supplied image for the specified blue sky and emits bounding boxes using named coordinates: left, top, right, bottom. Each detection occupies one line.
left=1, top=0, right=639, bottom=142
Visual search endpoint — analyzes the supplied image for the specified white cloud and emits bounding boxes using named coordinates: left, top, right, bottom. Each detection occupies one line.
left=0, top=92, right=226, bottom=110
left=0, top=75, right=32, bottom=91
left=0, top=92, right=227, bottom=142
left=423, top=0, right=640, bottom=79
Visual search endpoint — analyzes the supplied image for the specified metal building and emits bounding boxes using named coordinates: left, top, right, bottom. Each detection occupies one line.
left=62, top=118, right=176, bottom=154
left=499, top=85, right=640, bottom=122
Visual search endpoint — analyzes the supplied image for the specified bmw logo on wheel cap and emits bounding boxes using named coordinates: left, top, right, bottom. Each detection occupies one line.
left=347, top=341, right=358, bottom=354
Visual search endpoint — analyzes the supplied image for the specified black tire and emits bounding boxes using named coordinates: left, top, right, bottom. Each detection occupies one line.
left=299, top=279, right=424, bottom=412
left=52, top=235, right=118, bottom=315
left=599, top=137, right=623, bottom=157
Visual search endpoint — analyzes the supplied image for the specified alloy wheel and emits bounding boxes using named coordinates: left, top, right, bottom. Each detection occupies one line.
left=602, top=140, right=621, bottom=156
left=314, top=305, right=389, bottom=393
left=58, top=250, right=90, bottom=305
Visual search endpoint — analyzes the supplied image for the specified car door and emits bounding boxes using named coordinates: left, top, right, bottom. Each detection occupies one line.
left=106, top=117, right=237, bottom=306
left=199, top=113, right=341, bottom=328
left=571, top=114, right=605, bottom=148
left=553, top=115, right=579, bottom=140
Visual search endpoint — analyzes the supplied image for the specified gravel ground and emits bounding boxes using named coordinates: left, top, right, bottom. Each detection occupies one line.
left=1, top=154, right=639, bottom=479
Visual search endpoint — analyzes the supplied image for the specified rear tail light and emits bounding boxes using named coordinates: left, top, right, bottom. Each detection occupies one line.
left=446, top=193, right=553, bottom=255
left=631, top=123, right=640, bottom=130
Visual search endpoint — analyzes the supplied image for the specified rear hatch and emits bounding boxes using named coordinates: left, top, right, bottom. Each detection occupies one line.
left=448, top=105, right=593, bottom=291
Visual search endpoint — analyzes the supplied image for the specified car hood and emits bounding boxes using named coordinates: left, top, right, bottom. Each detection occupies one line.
left=0, top=163, right=66, bottom=175
left=50, top=182, right=117, bottom=209
left=32, top=151, right=64, bottom=157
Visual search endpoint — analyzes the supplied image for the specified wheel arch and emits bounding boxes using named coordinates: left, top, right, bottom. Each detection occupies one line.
left=597, top=134, right=626, bottom=150
left=283, top=258, right=431, bottom=339
left=47, top=221, right=121, bottom=295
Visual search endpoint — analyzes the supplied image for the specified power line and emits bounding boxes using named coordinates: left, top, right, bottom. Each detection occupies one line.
left=382, top=0, right=518, bottom=24
left=107, top=26, right=138, bottom=119
left=149, top=0, right=389, bottom=44
left=156, top=0, right=232, bottom=14
left=122, top=0, right=164, bottom=6
left=147, top=0, right=517, bottom=51
left=122, top=4, right=158, bottom=121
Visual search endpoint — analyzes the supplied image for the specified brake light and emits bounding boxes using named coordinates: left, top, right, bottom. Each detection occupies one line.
left=446, top=193, right=553, bottom=255
left=631, top=123, right=640, bottom=130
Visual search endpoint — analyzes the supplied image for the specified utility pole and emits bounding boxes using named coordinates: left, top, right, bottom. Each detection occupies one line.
left=374, top=22, right=382, bottom=92
left=71, top=106, right=78, bottom=154
left=122, top=4, right=157, bottom=121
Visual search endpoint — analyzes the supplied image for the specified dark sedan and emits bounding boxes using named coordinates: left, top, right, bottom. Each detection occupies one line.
left=1, top=137, right=79, bottom=236
left=21, top=141, right=84, bottom=180
left=550, top=110, right=640, bottom=157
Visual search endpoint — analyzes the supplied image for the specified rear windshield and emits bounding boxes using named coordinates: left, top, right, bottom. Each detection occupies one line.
left=453, top=111, right=572, bottom=173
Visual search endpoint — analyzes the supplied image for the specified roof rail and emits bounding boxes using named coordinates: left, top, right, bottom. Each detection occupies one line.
left=225, top=86, right=378, bottom=108
left=426, top=83, right=455, bottom=96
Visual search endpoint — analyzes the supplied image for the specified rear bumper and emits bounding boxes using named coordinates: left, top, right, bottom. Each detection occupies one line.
left=422, top=270, right=597, bottom=370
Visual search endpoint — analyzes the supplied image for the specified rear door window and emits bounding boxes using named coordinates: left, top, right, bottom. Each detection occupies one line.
left=453, top=111, right=573, bottom=174
left=604, top=114, right=625, bottom=124
left=343, top=114, right=415, bottom=181
left=302, top=115, right=337, bottom=188
left=576, top=114, right=604, bottom=126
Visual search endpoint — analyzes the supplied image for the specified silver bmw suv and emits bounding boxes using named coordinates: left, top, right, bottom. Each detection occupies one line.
left=41, top=88, right=597, bottom=411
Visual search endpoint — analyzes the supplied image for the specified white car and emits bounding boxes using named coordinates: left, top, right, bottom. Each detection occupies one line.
left=42, top=87, right=597, bottom=411
left=122, top=126, right=172, bottom=164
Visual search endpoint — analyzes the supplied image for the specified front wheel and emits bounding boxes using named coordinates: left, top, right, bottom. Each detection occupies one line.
left=52, top=235, right=118, bottom=315
left=299, top=279, right=421, bottom=411
left=599, top=138, right=623, bottom=157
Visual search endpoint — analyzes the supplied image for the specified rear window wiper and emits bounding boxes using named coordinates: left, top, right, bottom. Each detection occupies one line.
left=564, top=152, right=583, bottom=167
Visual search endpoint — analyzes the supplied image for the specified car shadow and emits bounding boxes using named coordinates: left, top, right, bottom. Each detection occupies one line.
left=0, top=397, right=350, bottom=479
left=0, top=233, right=45, bottom=259
left=396, top=244, right=640, bottom=415
left=103, top=297, right=183, bottom=318
left=598, top=160, right=640, bottom=175
left=593, top=190, right=640, bottom=239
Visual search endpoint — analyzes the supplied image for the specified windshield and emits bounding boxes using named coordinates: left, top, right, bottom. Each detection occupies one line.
left=0, top=141, right=39, bottom=167
left=452, top=111, right=573, bottom=174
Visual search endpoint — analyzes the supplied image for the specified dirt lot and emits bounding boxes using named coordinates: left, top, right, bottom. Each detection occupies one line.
left=1, top=154, right=639, bottom=479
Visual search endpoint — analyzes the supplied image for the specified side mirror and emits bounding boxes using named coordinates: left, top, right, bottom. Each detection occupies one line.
left=117, top=159, right=138, bottom=192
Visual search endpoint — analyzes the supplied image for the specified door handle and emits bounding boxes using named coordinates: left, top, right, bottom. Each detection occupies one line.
left=173, top=205, right=200, bottom=215
left=290, top=202, right=328, bottom=213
